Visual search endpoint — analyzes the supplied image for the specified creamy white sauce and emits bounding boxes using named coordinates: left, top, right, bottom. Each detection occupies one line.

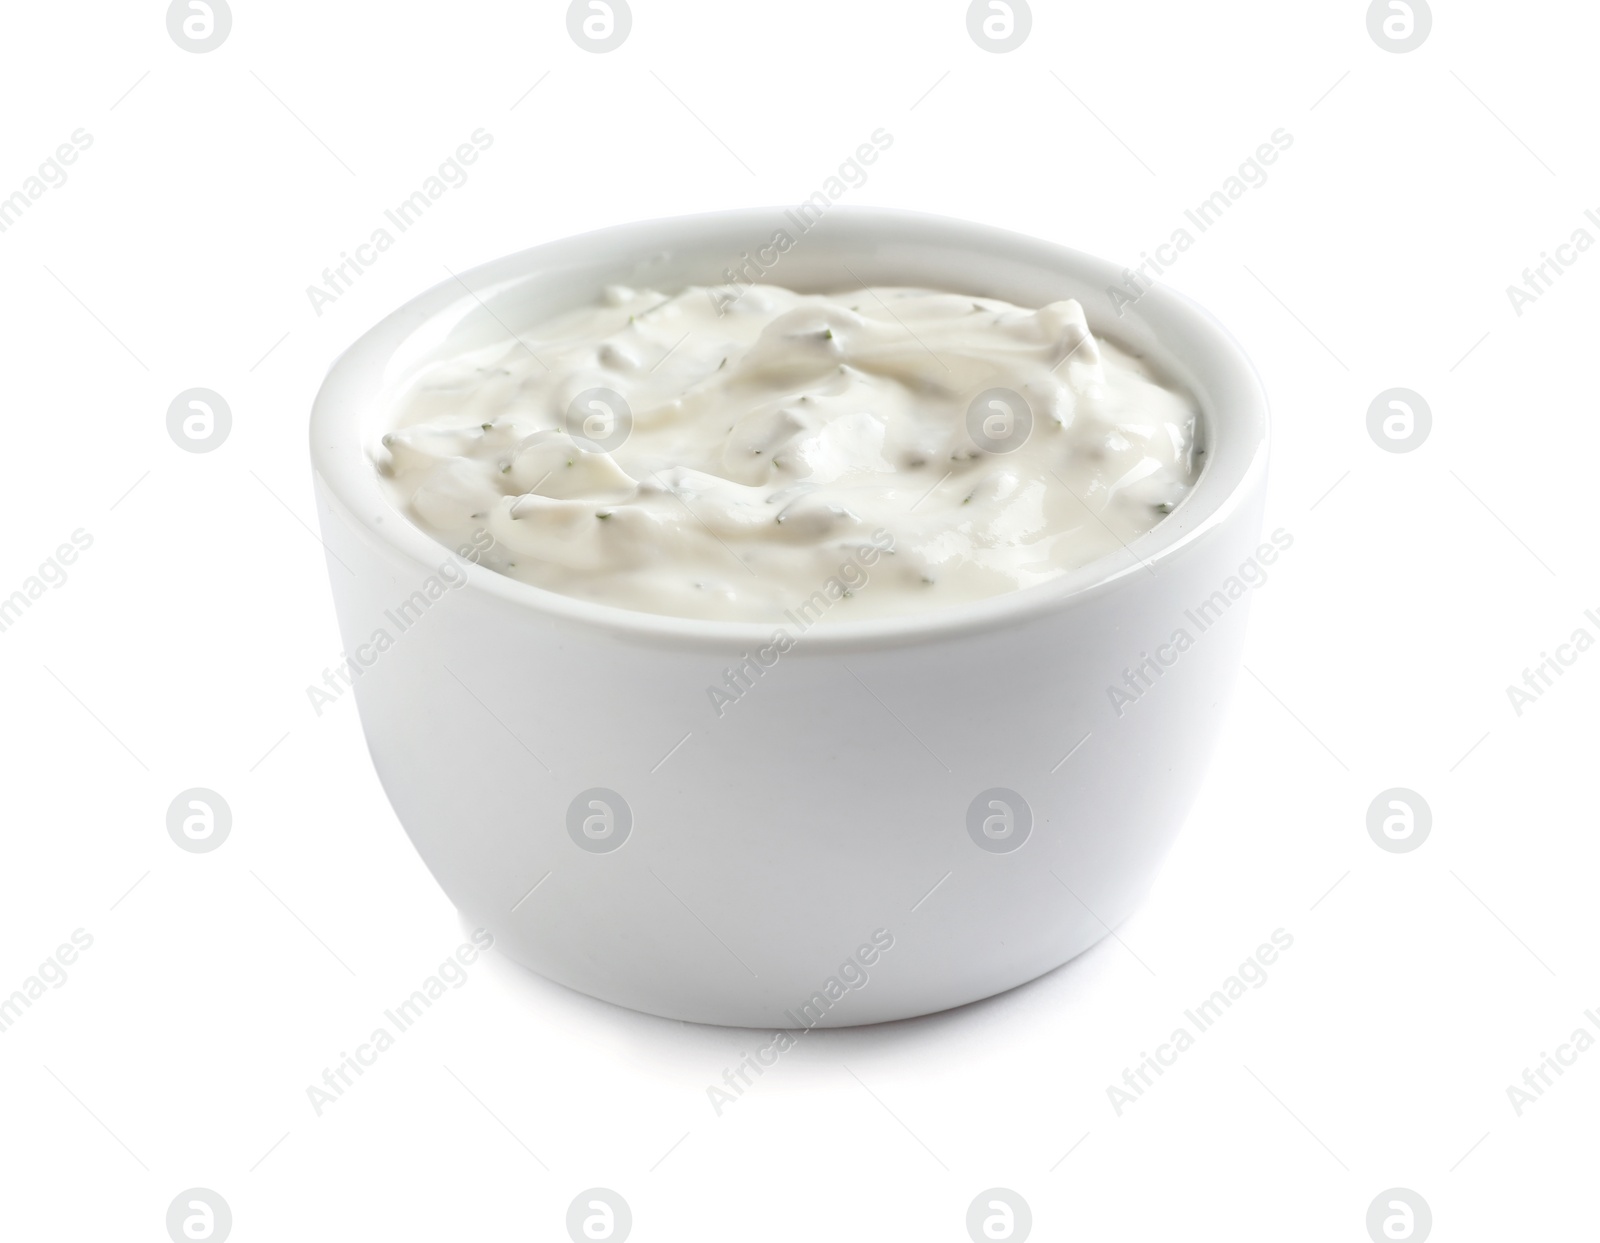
left=375, top=284, right=1201, bottom=622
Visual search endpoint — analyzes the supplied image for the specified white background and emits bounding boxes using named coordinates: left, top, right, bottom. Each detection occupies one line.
left=1, top=1, right=1595, bottom=1239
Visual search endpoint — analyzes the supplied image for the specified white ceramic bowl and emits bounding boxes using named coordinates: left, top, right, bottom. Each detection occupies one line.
left=310, top=208, right=1269, bottom=1028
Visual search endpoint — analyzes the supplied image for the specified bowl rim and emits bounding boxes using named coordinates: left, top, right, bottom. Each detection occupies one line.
left=310, top=206, right=1270, bottom=651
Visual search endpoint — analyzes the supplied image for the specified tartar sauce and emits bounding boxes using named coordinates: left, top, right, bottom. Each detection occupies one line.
left=375, top=284, right=1201, bottom=622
